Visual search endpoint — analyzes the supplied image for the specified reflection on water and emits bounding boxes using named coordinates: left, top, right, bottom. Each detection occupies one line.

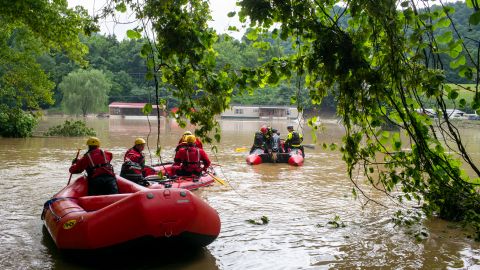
left=0, top=117, right=479, bottom=269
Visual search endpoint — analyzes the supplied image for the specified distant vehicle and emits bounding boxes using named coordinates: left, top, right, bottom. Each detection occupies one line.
left=415, top=108, right=437, bottom=118
left=445, top=109, right=467, bottom=119
left=467, top=112, right=480, bottom=120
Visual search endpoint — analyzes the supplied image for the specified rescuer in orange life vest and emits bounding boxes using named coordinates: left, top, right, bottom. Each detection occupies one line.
left=173, top=135, right=211, bottom=176
left=70, top=137, right=119, bottom=196
left=120, top=138, right=152, bottom=186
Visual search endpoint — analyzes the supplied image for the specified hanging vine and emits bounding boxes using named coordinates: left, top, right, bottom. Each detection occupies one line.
left=102, top=0, right=480, bottom=238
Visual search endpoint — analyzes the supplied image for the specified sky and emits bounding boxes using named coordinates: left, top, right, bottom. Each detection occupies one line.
left=67, top=0, right=243, bottom=40
left=68, top=0, right=464, bottom=41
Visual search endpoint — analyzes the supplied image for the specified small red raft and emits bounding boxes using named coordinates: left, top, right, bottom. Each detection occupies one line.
left=41, top=176, right=220, bottom=250
left=246, top=148, right=304, bottom=166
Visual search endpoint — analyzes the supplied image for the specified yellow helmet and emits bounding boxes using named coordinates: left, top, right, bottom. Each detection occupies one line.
left=86, top=137, right=100, bottom=146
left=185, top=135, right=196, bottom=144
left=183, top=130, right=192, bottom=135
left=134, top=137, right=146, bottom=145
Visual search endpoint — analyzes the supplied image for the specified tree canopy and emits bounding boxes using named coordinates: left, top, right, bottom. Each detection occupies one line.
left=103, top=0, right=480, bottom=238
left=0, top=0, right=97, bottom=136
left=59, top=69, right=111, bottom=116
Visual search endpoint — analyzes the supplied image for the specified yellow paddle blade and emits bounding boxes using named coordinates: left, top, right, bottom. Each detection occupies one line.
left=208, top=173, right=226, bottom=186
left=235, top=147, right=248, bottom=152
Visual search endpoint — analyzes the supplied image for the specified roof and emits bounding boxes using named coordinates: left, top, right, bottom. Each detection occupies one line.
left=109, top=102, right=147, bottom=109
left=229, top=104, right=298, bottom=109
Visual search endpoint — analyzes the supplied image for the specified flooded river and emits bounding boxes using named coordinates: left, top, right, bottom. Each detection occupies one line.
left=0, top=117, right=479, bottom=269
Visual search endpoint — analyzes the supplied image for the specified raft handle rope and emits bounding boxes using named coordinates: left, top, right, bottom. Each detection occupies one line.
left=211, top=150, right=265, bottom=205
left=41, top=197, right=85, bottom=221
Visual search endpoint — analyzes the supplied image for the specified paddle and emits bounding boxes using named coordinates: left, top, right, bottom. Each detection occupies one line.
left=67, top=148, right=81, bottom=185
left=303, top=144, right=315, bottom=149
left=150, top=162, right=173, bottom=167
left=236, top=144, right=315, bottom=151
left=207, top=172, right=226, bottom=186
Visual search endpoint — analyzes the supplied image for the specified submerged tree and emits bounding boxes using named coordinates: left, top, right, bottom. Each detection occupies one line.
left=105, top=0, right=480, bottom=237
left=59, top=69, right=112, bottom=117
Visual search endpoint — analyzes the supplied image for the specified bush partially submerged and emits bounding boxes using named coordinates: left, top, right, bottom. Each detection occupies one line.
left=0, top=107, right=38, bottom=138
left=44, top=120, right=96, bottom=136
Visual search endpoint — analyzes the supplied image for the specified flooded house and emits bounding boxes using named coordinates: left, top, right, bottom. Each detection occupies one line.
left=221, top=105, right=301, bottom=120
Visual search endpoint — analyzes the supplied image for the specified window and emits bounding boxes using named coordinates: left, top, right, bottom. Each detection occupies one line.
left=235, top=109, right=244, bottom=114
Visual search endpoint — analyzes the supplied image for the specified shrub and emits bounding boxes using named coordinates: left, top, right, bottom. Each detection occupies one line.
left=0, top=108, right=38, bottom=138
left=44, top=120, right=96, bottom=136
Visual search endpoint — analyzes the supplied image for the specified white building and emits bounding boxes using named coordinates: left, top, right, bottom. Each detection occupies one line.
left=221, top=105, right=301, bottom=120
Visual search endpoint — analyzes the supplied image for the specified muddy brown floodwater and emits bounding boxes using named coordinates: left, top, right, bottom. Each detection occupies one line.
left=0, top=117, right=479, bottom=269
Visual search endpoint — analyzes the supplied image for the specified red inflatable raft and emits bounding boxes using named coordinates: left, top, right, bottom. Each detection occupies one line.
left=41, top=176, right=220, bottom=250
left=246, top=148, right=304, bottom=166
left=246, top=148, right=264, bottom=165
left=287, top=148, right=304, bottom=166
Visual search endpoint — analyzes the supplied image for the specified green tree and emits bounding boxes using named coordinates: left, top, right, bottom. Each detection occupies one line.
left=0, top=0, right=96, bottom=137
left=59, top=69, right=112, bottom=116
left=107, top=0, right=480, bottom=237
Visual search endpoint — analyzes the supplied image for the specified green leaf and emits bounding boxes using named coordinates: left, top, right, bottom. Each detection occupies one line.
left=449, top=55, right=466, bottom=69
left=392, top=133, right=401, bottom=151
left=448, top=42, right=463, bottom=58
left=463, top=177, right=480, bottom=185
left=142, top=103, right=153, bottom=115
left=227, top=11, right=236, bottom=17
left=126, top=29, right=141, bottom=39
left=466, top=0, right=474, bottom=8
left=246, top=29, right=258, bottom=41
left=458, top=66, right=473, bottom=79
left=290, top=96, right=297, bottom=104
left=435, top=144, right=444, bottom=153
left=448, top=90, right=459, bottom=100
left=469, top=11, right=480, bottom=25
left=436, top=17, right=451, bottom=28
left=437, top=31, right=453, bottom=44
left=140, top=44, right=150, bottom=58
left=329, top=143, right=337, bottom=151
left=115, top=3, right=127, bottom=13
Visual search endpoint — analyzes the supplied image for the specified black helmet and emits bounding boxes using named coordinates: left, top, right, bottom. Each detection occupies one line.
left=287, top=125, right=294, bottom=130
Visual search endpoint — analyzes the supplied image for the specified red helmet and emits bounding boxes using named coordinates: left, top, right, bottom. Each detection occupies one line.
left=260, top=126, right=268, bottom=134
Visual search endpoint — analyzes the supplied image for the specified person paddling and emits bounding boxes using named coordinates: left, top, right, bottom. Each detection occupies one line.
left=70, top=137, right=119, bottom=196
left=173, top=135, right=211, bottom=176
left=284, top=125, right=304, bottom=157
left=250, top=131, right=266, bottom=154
left=120, top=138, right=151, bottom=186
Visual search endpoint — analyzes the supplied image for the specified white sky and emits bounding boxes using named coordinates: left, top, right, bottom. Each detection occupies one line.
left=68, top=0, right=243, bottom=40
left=68, top=0, right=464, bottom=41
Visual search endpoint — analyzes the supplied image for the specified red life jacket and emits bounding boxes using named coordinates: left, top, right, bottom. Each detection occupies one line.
left=85, top=149, right=114, bottom=179
left=120, top=147, right=146, bottom=179
left=68, top=148, right=115, bottom=179
left=174, top=145, right=210, bottom=174
left=123, top=147, right=145, bottom=166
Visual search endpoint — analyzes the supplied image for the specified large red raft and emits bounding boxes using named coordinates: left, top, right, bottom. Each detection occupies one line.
left=41, top=176, right=220, bottom=250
